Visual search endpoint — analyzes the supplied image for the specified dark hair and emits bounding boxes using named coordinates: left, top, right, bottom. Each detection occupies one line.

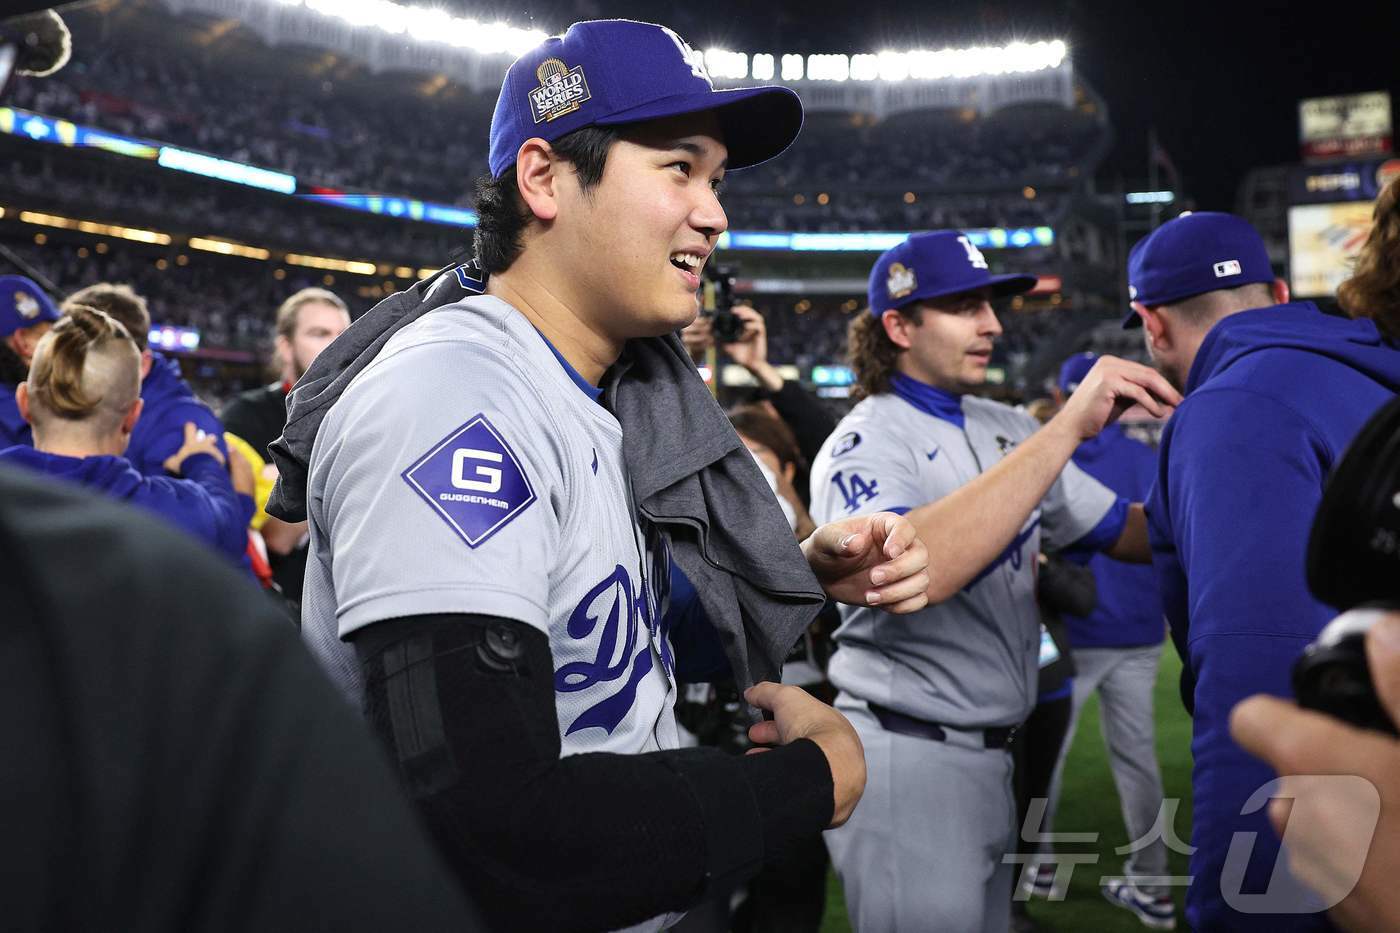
left=472, top=125, right=622, bottom=274
left=849, top=305, right=924, bottom=400
left=62, top=282, right=151, bottom=351
left=0, top=341, right=27, bottom=385
left=1338, top=174, right=1400, bottom=340
left=728, top=405, right=805, bottom=474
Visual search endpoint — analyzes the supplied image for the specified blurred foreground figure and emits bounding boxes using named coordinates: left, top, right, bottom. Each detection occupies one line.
left=1232, top=612, right=1400, bottom=933
left=0, top=464, right=481, bottom=932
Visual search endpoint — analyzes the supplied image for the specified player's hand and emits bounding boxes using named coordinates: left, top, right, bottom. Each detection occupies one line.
left=680, top=314, right=714, bottom=359
left=802, top=512, right=929, bottom=613
left=163, top=422, right=225, bottom=475
left=1230, top=611, right=1400, bottom=932
left=226, top=437, right=256, bottom=496
left=744, top=681, right=866, bottom=827
left=1051, top=356, right=1181, bottom=441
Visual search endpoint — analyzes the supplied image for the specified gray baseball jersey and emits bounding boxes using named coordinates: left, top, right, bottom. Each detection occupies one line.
left=810, top=388, right=1119, bottom=728
left=300, top=295, right=680, bottom=758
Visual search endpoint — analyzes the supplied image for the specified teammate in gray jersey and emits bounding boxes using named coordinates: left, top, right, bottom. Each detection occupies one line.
left=276, top=21, right=932, bottom=933
left=812, top=231, right=1181, bottom=933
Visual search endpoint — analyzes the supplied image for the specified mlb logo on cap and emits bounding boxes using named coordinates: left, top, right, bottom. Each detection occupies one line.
left=867, top=231, right=1036, bottom=316
left=1123, top=212, right=1274, bottom=328
left=488, top=20, right=804, bottom=179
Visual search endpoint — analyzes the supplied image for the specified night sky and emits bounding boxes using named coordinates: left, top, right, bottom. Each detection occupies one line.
left=466, top=0, right=1400, bottom=208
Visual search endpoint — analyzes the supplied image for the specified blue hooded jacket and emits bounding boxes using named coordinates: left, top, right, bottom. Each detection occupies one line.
left=0, top=384, right=30, bottom=449
left=1146, top=302, right=1400, bottom=932
left=0, top=445, right=251, bottom=562
left=127, top=351, right=229, bottom=477
left=1063, top=425, right=1163, bottom=649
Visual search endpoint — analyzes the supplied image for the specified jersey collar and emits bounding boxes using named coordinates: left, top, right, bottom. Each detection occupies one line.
left=533, top=328, right=603, bottom=402
left=889, top=372, right=965, bottom=428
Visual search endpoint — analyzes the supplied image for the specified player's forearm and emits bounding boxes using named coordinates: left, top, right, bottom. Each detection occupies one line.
left=353, top=613, right=833, bottom=933
left=1104, top=503, right=1151, bottom=563
left=911, top=416, right=1080, bottom=602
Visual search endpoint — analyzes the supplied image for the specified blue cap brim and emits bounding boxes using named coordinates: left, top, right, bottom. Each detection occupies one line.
left=905, top=272, right=1039, bottom=306
left=596, top=85, right=803, bottom=171
left=1121, top=308, right=1142, bottom=329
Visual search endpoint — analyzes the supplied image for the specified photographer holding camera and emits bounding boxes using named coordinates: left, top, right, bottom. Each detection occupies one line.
left=682, top=294, right=837, bottom=474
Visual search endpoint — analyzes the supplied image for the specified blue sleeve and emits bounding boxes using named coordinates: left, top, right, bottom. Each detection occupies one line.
left=142, top=402, right=231, bottom=474
left=665, top=561, right=732, bottom=683
left=1165, top=391, right=1335, bottom=932
left=146, top=453, right=248, bottom=562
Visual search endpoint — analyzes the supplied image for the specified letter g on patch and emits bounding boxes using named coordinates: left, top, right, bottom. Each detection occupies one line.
left=402, top=414, right=536, bottom=548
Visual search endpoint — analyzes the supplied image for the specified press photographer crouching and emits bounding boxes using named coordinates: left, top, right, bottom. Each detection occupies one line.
left=1232, top=394, right=1400, bottom=932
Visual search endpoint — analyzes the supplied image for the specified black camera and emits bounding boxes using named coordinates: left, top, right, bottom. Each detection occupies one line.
left=702, top=264, right=746, bottom=345
left=1292, top=395, right=1400, bottom=735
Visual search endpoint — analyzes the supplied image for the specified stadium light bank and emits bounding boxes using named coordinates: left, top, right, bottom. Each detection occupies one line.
left=266, top=0, right=1067, bottom=80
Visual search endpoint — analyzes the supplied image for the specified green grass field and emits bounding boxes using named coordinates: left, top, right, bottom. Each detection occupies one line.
left=820, top=648, right=1194, bottom=932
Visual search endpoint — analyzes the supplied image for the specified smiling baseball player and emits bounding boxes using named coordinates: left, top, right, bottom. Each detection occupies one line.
left=268, top=20, right=930, bottom=933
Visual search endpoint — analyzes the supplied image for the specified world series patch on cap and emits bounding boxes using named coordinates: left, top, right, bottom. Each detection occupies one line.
left=0, top=275, right=60, bottom=338
left=867, top=231, right=1037, bottom=316
left=488, top=19, right=803, bottom=179
left=1122, top=211, right=1274, bottom=328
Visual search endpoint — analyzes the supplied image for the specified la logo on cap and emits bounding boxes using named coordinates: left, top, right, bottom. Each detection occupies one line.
left=529, top=58, right=591, bottom=124
left=959, top=235, right=989, bottom=270
left=887, top=262, right=916, bottom=300
left=1213, top=259, right=1242, bottom=278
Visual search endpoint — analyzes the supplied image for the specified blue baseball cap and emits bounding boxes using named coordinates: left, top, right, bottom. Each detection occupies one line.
left=0, top=275, right=59, bottom=338
left=1058, top=352, right=1097, bottom=393
left=1122, top=211, right=1274, bottom=328
left=488, top=20, right=803, bottom=179
left=868, top=230, right=1037, bottom=316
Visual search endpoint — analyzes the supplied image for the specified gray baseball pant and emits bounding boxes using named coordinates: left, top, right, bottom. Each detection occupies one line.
left=825, top=694, right=1016, bottom=933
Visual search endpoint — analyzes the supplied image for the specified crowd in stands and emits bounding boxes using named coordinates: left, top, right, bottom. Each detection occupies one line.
left=7, top=36, right=1101, bottom=233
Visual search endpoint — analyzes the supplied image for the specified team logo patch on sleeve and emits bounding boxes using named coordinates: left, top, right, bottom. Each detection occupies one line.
left=832, top=431, right=862, bottom=458
left=401, top=415, right=536, bottom=548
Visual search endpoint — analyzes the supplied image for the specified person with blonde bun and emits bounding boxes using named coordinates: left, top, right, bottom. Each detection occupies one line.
left=0, top=305, right=252, bottom=559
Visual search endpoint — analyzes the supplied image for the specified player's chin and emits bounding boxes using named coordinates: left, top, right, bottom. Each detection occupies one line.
left=650, top=295, right=702, bottom=337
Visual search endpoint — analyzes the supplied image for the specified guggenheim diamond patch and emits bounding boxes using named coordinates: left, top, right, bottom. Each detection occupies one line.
left=402, top=414, right=536, bottom=548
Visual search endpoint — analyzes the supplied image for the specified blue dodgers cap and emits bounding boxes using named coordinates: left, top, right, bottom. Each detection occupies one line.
left=1122, top=211, right=1274, bottom=328
left=867, top=230, right=1037, bottom=316
left=0, top=275, right=59, bottom=338
left=1058, top=351, right=1097, bottom=393
left=488, top=20, right=803, bottom=179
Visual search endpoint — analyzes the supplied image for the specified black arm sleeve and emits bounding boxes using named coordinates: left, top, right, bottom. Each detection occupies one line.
left=351, top=613, right=834, bottom=933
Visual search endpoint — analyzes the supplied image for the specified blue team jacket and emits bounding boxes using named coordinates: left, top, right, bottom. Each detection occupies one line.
left=1063, top=425, right=1163, bottom=649
left=1147, top=302, right=1399, bottom=932
left=126, top=351, right=229, bottom=477
left=0, top=384, right=30, bottom=449
left=0, top=445, right=251, bottom=561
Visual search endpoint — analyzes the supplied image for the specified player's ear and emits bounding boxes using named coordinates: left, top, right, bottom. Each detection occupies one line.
left=1135, top=302, right=1169, bottom=350
left=515, top=138, right=561, bottom=223
left=15, top=382, right=31, bottom=425
left=880, top=308, right=916, bottom=350
left=1272, top=276, right=1290, bottom=306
